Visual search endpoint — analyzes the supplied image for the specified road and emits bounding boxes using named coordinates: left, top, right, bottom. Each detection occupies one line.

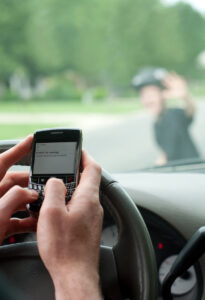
left=83, top=112, right=158, bottom=172
left=1, top=101, right=205, bottom=173
left=83, top=101, right=205, bottom=172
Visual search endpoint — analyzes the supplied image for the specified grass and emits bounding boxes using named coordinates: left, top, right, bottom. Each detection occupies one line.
left=0, top=99, right=142, bottom=139
left=0, top=99, right=141, bottom=114
left=0, top=124, right=62, bottom=140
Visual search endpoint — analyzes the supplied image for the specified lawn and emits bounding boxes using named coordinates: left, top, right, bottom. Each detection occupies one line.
left=0, top=124, right=62, bottom=140
left=0, top=99, right=141, bottom=114
left=0, top=99, right=141, bottom=139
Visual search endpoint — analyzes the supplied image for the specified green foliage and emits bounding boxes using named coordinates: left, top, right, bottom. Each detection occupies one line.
left=38, top=74, right=83, bottom=101
left=0, top=0, right=30, bottom=80
left=92, top=87, right=109, bottom=101
left=0, top=89, right=20, bottom=101
left=0, top=0, right=205, bottom=92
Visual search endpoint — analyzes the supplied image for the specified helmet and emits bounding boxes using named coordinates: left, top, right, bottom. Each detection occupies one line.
left=132, top=67, right=168, bottom=90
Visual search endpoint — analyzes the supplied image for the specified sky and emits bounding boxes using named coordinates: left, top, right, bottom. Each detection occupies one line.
left=162, top=0, right=205, bottom=14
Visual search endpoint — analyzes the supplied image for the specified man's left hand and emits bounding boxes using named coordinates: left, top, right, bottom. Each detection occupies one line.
left=0, top=136, right=38, bottom=244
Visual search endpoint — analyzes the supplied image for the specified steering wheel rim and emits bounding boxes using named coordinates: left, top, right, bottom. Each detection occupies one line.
left=100, top=170, right=157, bottom=299
left=0, top=142, right=158, bottom=300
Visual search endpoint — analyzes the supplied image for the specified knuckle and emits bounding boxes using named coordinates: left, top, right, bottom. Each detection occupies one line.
left=90, top=162, right=102, bottom=174
left=87, top=196, right=101, bottom=211
left=94, top=162, right=102, bottom=174
left=40, top=206, right=61, bottom=219
left=7, top=172, right=16, bottom=185
left=70, top=211, right=82, bottom=224
left=10, top=185, right=25, bottom=197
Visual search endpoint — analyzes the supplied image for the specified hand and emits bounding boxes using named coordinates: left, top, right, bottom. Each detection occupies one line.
left=162, top=72, right=189, bottom=100
left=0, top=136, right=39, bottom=244
left=37, top=150, right=103, bottom=300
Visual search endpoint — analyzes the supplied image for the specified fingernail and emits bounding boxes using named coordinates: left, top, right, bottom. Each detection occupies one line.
left=49, top=177, right=64, bottom=183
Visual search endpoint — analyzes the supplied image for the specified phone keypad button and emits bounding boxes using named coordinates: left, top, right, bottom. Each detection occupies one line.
left=29, top=180, right=76, bottom=208
left=65, top=181, right=76, bottom=189
left=67, top=176, right=74, bottom=183
left=39, top=177, right=48, bottom=184
left=31, top=177, right=39, bottom=183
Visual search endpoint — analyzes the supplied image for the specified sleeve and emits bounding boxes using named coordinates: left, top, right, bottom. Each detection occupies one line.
left=154, top=111, right=180, bottom=161
left=162, top=129, right=179, bottom=161
left=178, top=108, right=193, bottom=127
left=185, top=113, right=193, bottom=126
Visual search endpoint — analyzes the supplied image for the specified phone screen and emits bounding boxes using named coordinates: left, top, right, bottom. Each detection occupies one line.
left=33, top=142, right=77, bottom=175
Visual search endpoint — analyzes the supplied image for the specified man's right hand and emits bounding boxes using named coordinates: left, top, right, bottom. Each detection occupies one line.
left=37, top=150, right=103, bottom=300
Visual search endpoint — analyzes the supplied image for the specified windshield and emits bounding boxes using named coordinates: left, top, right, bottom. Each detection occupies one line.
left=1, top=0, right=205, bottom=172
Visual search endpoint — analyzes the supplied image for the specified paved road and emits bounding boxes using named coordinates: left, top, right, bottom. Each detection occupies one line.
left=2, top=101, right=205, bottom=173
left=83, top=113, right=158, bottom=172
left=83, top=102, right=205, bottom=172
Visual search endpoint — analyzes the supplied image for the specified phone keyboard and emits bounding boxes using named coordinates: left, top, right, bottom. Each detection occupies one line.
left=28, top=179, right=76, bottom=211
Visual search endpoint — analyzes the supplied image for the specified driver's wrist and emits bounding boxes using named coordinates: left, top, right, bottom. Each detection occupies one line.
left=52, top=267, right=102, bottom=300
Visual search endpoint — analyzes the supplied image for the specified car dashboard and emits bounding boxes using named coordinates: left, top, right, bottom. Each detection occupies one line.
left=112, top=172, right=205, bottom=299
left=102, top=205, right=202, bottom=299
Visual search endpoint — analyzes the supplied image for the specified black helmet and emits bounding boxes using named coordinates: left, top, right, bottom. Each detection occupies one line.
left=132, top=67, right=168, bottom=90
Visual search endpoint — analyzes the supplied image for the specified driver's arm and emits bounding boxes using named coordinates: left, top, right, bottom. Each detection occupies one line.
left=37, top=150, right=103, bottom=300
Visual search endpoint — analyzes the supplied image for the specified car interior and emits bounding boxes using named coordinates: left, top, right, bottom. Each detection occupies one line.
left=0, top=140, right=205, bottom=300
left=1, top=0, right=205, bottom=299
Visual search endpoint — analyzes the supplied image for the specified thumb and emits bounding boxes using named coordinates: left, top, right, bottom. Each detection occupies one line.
left=41, top=178, right=67, bottom=210
left=0, top=186, right=38, bottom=220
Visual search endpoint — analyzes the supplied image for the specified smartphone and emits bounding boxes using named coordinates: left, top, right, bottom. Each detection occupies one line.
left=27, top=128, right=82, bottom=214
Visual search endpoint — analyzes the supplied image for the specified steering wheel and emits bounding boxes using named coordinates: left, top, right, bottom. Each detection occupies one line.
left=0, top=141, right=157, bottom=300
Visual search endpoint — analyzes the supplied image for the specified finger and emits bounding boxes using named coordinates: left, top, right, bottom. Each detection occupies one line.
left=68, top=150, right=102, bottom=209
left=162, top=75, right=173, bottom=88
left=14, top=205, right=27, bottom=212
left=169, top=72, right=183, bottom=84
left=79, top=149, right=102, bottom=188
left=171, top=71, right=182, bottom=80
left=5, top=217, right=37, bottom=237
left=165, top=71, right=178, bottom=82
left=163, top=76, right=175, bottom=88
left=0, top=171, right=29, bottom=197
left=42, top=178, right=67, bottom=210
left=0, top=135, right=33, bottom=181
left=0, top=186, right=38, bottom=220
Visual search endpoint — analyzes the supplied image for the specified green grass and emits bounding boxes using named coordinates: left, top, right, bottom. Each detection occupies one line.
left=0, top=124, right=60, bottom=139
left=0, top=99, right=142, bottom=140
left=0, top=99, right=141, bottom=114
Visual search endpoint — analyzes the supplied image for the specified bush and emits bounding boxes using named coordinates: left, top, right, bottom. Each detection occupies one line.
left=36, top=74, right=84, bottom=101
left=92, top=86, right=108, bottom=101
left=0, top=88, right=20, bottom=101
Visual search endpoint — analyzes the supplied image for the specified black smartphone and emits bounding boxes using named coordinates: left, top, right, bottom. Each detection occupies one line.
left=27, top=128, right=82, bottom=214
